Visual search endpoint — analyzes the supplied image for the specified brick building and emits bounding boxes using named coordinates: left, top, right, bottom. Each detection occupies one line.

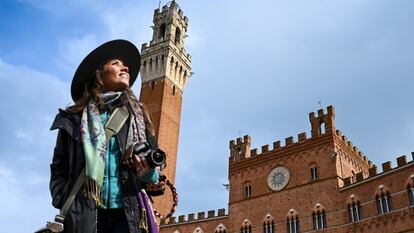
left=139, top=2, right=414, bottom=233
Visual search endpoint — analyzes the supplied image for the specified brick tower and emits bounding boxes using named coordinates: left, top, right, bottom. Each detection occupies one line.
left=139, top=0, right=191, bottom=216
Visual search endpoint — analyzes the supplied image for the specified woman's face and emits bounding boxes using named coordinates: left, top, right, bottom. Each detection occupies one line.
left=100, top=59, right=130, bottom=92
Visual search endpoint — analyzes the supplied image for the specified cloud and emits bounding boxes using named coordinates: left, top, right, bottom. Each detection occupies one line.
left=0, top=59, right=69, bottom=232
left=57, top=34, right=99, bottom=75
left=0, top=161, right=56, bottom=232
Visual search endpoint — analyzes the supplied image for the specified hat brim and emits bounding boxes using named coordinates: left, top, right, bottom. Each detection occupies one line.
left=71, top=39, right=141, bottom=102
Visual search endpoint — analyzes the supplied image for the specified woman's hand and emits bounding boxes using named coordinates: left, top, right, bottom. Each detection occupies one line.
left=124, top=145, right=151, bottom=175
left=133, top=154, right=151, bottom=175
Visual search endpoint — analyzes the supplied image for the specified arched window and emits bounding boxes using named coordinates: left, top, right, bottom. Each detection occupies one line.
left=310, top=165, right=318, bottom=180
left=376, top=187, right=393, bottom=214
left=240, top=220, right=252, bottom=233
left=407, top=175, right=414, bottom=206
left=312, top=204, right=327, bottom=230
left=287, top=210, right=300, bottom=233
left=175, top=27, right=181, bottom=44
left=158, top=23, right=166, bottom=39
left=348, top=199, right=362, bottom=222
left=240, top=225, right=252, bottom=233
left=214, top=223, right=227, bottom=233
left=244, top=184, right=252, bottom=198
left=263, top=214, right=275, bottom=233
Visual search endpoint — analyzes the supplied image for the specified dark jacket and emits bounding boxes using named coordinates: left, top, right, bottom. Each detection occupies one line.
left=49, top=108, right=156, bottom=233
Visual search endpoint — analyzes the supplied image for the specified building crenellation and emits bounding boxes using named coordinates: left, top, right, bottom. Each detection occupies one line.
left=160, top=208, right=228, bottom=226
left=334, top=129, right=371, bottom=167
left=342, top=154, right=414, bottom=188
left=229, top=105, right=372, bottom=169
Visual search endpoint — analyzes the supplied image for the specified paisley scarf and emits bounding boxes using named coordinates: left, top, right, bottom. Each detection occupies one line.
left=80, top=91, right=147, bottom=204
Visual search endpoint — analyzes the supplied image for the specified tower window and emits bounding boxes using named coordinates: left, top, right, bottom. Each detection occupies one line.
left=313, top=210, right=327, bottom=230
left=175, top=27, right=181, bottom=44
left=159, top=23, right=166, bottom=39
left=409, top=186, right=414, bottom=206
left=376, top=191, right=393, bottom=214
left=351, top=170, right=356, bottom=183
left=173, top=86, right=176, bottom=95
left=244, top=184, right=252, bottom=198
left=287, top=215, right=300, bottom=233
left=348, top=201, right=362, bottom=222
left=310, top=166, right=318, bottom=180
left=319, top=121, right=326, bottom=134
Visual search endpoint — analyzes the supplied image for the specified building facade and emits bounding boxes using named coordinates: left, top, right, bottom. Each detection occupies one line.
left=138, top=2, right=414, bottom=232
left=159, top=106, right=414, bottom=233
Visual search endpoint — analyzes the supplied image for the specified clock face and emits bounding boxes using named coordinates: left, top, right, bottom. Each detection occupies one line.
left=267, top=166, right=290, bottom=191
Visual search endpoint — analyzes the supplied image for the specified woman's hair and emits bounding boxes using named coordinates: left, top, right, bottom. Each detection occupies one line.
left=67, top=68, right=105, bottom=113
left=67, top=67, right=156, bottom=138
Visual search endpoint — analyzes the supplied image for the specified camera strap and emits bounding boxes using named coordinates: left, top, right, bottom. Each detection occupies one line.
left=55, top=106, right=130, bottom=226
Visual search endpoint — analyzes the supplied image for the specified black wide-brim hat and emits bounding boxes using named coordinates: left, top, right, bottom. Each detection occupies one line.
left=71, top=39, right=141, bottom=102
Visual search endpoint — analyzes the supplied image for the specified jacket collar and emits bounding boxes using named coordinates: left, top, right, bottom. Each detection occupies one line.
left=50, top=108, right=81, bottom=141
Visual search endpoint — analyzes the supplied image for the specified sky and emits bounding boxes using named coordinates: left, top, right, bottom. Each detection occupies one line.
left=0, top=0, right=413, bottom=232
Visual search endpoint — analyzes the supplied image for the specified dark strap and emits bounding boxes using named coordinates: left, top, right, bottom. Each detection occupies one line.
left=55, top=106, right=130, bottom=223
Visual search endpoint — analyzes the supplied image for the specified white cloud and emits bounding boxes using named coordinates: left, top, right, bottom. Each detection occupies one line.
left=0, top=59, right=69, bottom=232
left=0, top=161, right=56, bottom=233
left=57, top=34, right=100, bottom=75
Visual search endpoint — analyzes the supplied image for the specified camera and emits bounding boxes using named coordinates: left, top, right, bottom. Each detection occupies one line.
left=133, top=142, right=166, bottom=168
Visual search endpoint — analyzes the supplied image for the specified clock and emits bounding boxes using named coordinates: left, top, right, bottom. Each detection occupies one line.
left=267, top=166, right=290, bottom=191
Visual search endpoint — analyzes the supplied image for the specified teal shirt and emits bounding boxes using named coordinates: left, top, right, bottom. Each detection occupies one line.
left=100, top=112, right=160, bottom=209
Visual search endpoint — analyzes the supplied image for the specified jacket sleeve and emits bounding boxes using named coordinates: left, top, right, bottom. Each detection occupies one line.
left=49, top=129, right=69, bottom=209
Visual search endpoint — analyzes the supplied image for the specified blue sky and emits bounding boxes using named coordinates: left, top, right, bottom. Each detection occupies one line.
left=0, top=0, right=413, bottom=232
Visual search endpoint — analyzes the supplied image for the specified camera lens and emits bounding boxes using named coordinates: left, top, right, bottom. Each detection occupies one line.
left=152, top=151, right=164, bottom=164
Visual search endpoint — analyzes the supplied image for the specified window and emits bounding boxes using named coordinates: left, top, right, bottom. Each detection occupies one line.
left=175, top=27, right=181, bottom=44
left=244, top=184, right=252, bottom=198
left=376, top=191, right=393, bottom=214
left=348, top=201, right=362, bottom=222
left=263, top=220, right=274, bottom=233
left=215, top=224, right=227, bottom=233
left=241, top=220, right=252, bottom=233
left=240, top=225, right=252, bottom=233
left=313, top=210, right=327, bottom=230
left=351, top=170, right=356, bottom=183
left=215, top=230, right=227, bottom=233
left=310, top=166, right=318, bottom=180
left=319, top=122, right=325, bottom=134
left=287, top=215, right=300, bottom=233
left=159, top=23, right=166, bottom=39
left=409, top=186, right=414, bottom=206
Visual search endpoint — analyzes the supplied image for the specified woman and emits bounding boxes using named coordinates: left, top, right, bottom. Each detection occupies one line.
left=49, top=39, right=160, bottom=233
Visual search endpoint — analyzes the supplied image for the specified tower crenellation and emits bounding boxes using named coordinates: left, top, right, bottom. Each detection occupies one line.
left=141, top=1, right=191, bottom=92
left=309, top=105, right=335, bottom=137
left=229, top=135, right=251, bottom=161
